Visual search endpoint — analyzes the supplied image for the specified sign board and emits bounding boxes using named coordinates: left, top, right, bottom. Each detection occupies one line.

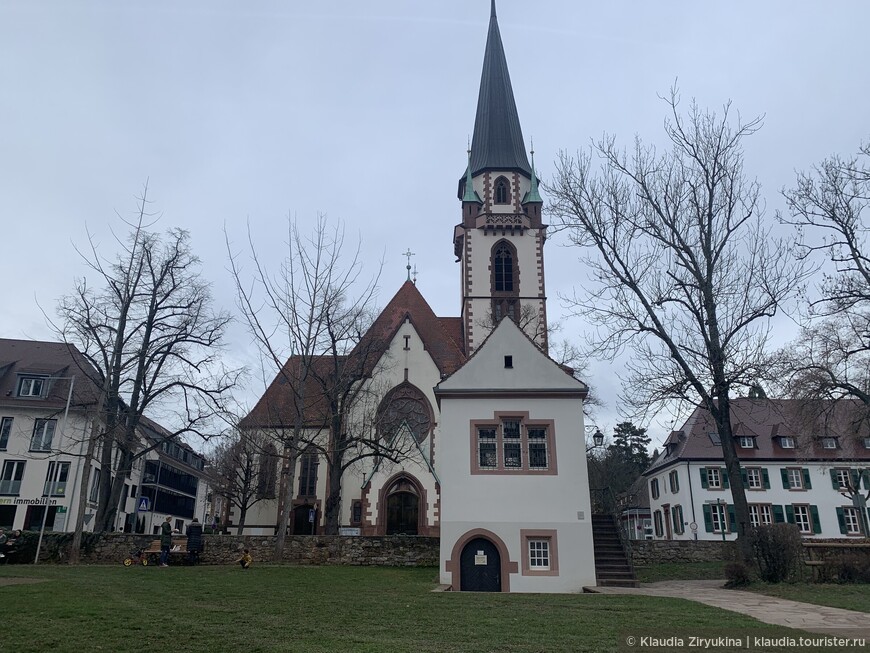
left=308, top=509, right=315, bottom=523
left=339, top=527, right=360, bottom=536
left=474, top=553, right=487, bottom=566
left=57, top=506, right=68, bottom=514
left=138, top=497, right=151, bottom=512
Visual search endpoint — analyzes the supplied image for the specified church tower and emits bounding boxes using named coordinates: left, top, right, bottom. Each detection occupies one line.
left=455, top=1, right=547, bottom=355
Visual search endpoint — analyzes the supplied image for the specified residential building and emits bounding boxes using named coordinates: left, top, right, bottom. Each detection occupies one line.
left=0, top=338, right=210, bottom=535
left=644, top=398, right=870, bottom=540
left=239, top=2, right=597, bottom=591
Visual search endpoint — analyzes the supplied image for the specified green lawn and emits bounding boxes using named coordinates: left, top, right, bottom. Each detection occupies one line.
left=746, top=583, right=870, bottom=614
left=0, top=564, right=825, bottom=653
left=635, top=561, right=726, bottom=583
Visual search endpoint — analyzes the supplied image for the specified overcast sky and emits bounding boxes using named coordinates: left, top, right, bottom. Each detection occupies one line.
left=2, top=1, right=868, bottom=449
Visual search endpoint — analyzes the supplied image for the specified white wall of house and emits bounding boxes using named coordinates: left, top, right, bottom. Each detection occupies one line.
left=647, top=461, right=870, bottom=540
left=437, top=320, right=596, bottom=592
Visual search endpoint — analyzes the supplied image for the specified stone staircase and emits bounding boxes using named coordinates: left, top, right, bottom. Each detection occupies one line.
left=592, top=514, right=639, bottom=587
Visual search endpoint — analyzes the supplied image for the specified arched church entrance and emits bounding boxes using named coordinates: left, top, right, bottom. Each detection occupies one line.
left=459, top=537, right=502, bottom=592
left=292, top=503, right=316, bottom=535
left=385, top=477, right=419, bottom=535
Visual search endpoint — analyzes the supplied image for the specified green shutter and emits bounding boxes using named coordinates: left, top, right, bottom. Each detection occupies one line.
left=836, top=507, right=847, bottom=534
left=727, top=505, right=736, bottom=532
left=781, top=468, right=790, bottom=489
left=703, top=504, right=713, bottom=532
left=700, top=468, right=708, bottom=489
left=721, top=468, right=730, bottom=488
left=762, top=468, right=770, bottom=489
left=785, top=505, right=795, bottom=524
left=850, top=469, right=861, bottom=490
left=741, top=468, right=748, bottom=486
left=830, top=469, right=840, bottom=489
left=772, top=505, right=785, bottom=523
left=803, top=468, right=812, bottom=489
left=810, top=505, right=821, bottom=534
left=862, top=469, right=870, bottom=490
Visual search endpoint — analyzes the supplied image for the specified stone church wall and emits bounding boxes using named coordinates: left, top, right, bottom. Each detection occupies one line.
left=25, top=532, right=439, bottom=566
left=628, top=539, right=737, bottom=565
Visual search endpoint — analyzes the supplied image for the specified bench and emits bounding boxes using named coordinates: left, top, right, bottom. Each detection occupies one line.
left=142, top=538, right=201, bottom=564
left=802, top=542, right=870, bottom=580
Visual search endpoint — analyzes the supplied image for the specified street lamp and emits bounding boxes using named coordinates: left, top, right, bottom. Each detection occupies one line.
left=35, top=375, right=75, bottom=564
left=585, top=425, right=605, bottom=452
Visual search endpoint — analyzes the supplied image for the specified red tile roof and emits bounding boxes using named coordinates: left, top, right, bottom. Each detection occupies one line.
left=241, top=282, right=467, bottom=429
left=647, top=398, right=870, bottom=474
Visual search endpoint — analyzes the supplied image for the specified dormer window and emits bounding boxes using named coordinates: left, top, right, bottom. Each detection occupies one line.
left=864, top=437, right=870, bottom=449
left=778, top=436, right=795, bottom=449
left=820, top=437, right=838, bottom=450
left=18, top=376, right=47, bottom=398
left=737, top=436, right=755, bottom=449
left=494, top=176, right=510, bottom=204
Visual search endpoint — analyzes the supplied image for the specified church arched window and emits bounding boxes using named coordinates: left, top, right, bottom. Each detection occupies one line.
left=493, top=241, right=515, bottom=293
left=494, top=176, right=510, bottom=204
left=257, top=442, right=278, bottom=499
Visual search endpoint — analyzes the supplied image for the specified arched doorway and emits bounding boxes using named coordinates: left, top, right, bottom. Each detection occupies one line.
left=385, top=478, right=419, bottom=535
left=460, top=537, right=501, bottom=592
left=293, top=503, right=316, bottom=535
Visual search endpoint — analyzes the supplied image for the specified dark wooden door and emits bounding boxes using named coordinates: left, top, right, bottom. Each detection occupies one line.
left=386, top=491, right=418, bottom=535
left=293, top=504, right=315, bottom=535
left=459, top=537, right=501, bottom=592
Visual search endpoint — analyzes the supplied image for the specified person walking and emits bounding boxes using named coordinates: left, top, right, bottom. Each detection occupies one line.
left=186, top=517, right=203, bottom=565
left=159, top=516, right=172, bottom=567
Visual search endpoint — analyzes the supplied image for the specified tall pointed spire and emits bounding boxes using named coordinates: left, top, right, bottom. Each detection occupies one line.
left=524, top=146, right=543, bottom=204
left=462, top=148, right=482, bottom=203
left=468, top=1, right=531, bottom=178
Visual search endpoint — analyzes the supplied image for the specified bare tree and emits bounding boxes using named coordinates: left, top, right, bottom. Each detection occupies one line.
left=547, top=89, right=808, bottom=556
left=778, top=140, right=870, bottom=408
left=54, top=183, right=239, bottom=543
left=229, top=214, right=398, bottom=552
left=210, top=430, right=271, bottom=534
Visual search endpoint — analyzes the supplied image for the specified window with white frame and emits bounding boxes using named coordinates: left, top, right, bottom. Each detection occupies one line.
left=749, top=504, right=773, bottom=528
left=746, top=467, right=763, bottom=490
left=787, top=468, right=804, bottom=490
left=835, top=468, right=852, bottom=491
left=30, top=418, right=56, bottom=452
left=528, top=539, right=550, bottom=570
left=711, top=503, right=728, bottom=533
left=43, top=461, right=71, bottom=497
left=668, top=470, right=679, bottom=493
left=863, top=437, right=870, bottom=449
left=706, top=467, right=722, bottom=489
left=89, top=467, right=101, bottom=503
left=793, top=505, right=812, bottom=534
left=17, top=376, right=46, bottom=397
left=0, top=460, right=25, bottom=495
left=0, top=416, right=12, bottom=449
left=737, top=436, right=755, bottom=448
left=779, top=436, right=796, bottom=449
left=843, top=507, right=862, bottom=535
left=820, top=437, right=838, bottom=449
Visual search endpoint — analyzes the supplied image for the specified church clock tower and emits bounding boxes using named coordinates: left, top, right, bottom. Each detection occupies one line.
left=455, top=1, right=547, bottom=355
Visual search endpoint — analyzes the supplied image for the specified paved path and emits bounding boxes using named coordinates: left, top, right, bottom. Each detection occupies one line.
left=587, top=580, right=870, bottom=638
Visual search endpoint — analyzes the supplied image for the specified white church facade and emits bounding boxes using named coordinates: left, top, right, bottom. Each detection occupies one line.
left=239, top=2, right=597, bottom=592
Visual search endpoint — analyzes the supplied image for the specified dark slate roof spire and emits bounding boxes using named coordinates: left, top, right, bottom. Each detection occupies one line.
left=469, top=1, right=532, bottom=178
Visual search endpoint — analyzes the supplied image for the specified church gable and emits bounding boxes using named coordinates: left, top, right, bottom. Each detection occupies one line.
left=436, top=319, right=587, bottom=396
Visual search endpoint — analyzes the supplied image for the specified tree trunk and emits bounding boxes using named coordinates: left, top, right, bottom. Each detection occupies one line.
left=68, top=419, right=99, bottom=564
left=273, top=446, right=299, bottom=561
left=323, top=458, right=343, bottom=535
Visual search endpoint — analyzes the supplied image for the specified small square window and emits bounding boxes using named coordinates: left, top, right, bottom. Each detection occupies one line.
left=863, top=437, right=870, bottom=449
left=779, top=436, right=796, bottom=449
left=18, top=376, right=46, bottom=398
left=504, top=355, right=513, bottom=368
left=820, top=437, right=838, bottom=449
left=737, top=436, right=755, bottom=449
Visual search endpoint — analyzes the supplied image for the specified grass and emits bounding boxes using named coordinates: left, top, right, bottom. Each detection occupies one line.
left=0, top=564, right=821, bottom=653
left=635, top=561, right=726, bottom=583
left=745, top=582, right=870, bottom=614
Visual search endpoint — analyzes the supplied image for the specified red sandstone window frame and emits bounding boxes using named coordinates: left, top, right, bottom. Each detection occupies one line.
left=520, top=529, right=559, bottom=576
left=469, top=412, right=557, bottom=475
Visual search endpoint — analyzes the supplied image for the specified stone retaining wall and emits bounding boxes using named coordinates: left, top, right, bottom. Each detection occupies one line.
left=628, top=539, right=737, bottom=565
left=22, top=532, right=439, bottom=566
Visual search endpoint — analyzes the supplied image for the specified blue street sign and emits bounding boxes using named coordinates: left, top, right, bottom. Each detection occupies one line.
left=138, top=496, right=151, bottom=512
